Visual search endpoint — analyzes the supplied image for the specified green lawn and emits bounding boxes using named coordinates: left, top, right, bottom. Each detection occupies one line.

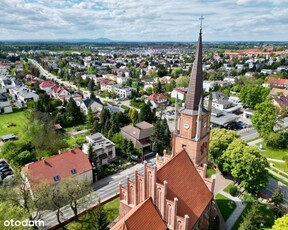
left=223, top=184, right=237, bottom=194
left=215, top=193, right=237, bottom=221
left=269, top=161, right=287, bottom=172
left=66, top=197, right=120, bottom=230
left=207, top=165, right=216, bottom=178
left=103, top=197, right=120, bottom=223
left=232, top=203, right=275, bottom=230
left=0, top=111, right=28, bottom=137
left=258, top=142, right=288, bottom=160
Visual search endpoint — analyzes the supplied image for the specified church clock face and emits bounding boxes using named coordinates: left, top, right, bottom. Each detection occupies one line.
left=183, top=123, right=190, bottom=129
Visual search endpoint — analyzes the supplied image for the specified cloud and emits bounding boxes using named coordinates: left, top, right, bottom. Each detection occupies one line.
left=0, top=0, right=287, bottom=41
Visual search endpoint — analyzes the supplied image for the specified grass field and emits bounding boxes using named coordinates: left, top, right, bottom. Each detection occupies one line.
left=232, top=203, right=275, bottom=230
left=258, top=142, right=288, bottom=160
left=103, top=197, right=120, bottom=223
left=0, top=111, right=28, bottom=137
left=269, top=161, right=287, bottom=172
left=207, top=165, right=216, bottom=178
left=215, top=193, right=237, bottom=221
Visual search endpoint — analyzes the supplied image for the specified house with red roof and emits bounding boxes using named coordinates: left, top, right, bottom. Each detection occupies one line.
left=51, top=85, right=71, bottom=100
left=146, top=93, right=168, bottom=108
left=268, top=77, right=288, bottom=89
left=39, top=80, right=56, bottom=95
left=22, top=148, right=93, bottom=194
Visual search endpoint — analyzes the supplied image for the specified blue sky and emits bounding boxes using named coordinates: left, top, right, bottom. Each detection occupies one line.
left=0, top=0, right=287, bottom=41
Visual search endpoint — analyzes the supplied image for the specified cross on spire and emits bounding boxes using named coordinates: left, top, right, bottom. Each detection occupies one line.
left=199, top=16, right=204, bottom=33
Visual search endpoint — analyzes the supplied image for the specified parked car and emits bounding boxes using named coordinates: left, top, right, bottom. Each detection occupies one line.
left=1, top=171, right=12, bottom=180
left=130, top=155, right=139, bottom=161
left=0, top=164, right=8, bottom=170
left=0, top=165, right=9, bottom=172
left=0, top=168, right=11, bottom=175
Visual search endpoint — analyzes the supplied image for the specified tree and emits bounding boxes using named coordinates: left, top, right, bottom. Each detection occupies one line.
left=239, top=85, right=270, bottom=109
left=129, top=108, right=138, bottom=124
left=209, top=129, right=240, bottom=164
left=220, top=138, right=247, bottom=173
left=272, top=188, right=284, bottom=205
left=126, top=140, right=134, bottom=159
left=138, top=103, right=154, bottom=123
left=165, top=80, right=176, bottom=92
left=151, top=119, right=171, bottom=154
left=0, top=201, right=32, bottom=229
left=231, top=146, right=269, bottom=193
left=265, top=132, right=287, bottom=148
left=88, top=79, right=95, bottom=92
left=272, top=214, right=288, bottom=230
left=86, top=107, right=94, bottom=128
left=90, top=92, right=97, bottom=101
left=171, top=67, right=183, bottom=78
left=239, top=203, right=263, bottom=230
left=252, top=100, right=277, bottom=136
left=175, top=75, right=190, bottom=88
left=66, top=98, right=85, bottom=125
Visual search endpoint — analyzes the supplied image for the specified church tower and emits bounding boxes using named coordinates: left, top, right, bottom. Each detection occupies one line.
left=172, top=27, right=210, bottom=166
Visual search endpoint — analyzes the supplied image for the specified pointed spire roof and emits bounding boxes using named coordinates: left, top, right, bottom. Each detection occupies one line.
left=185, top=30, right=203, bottom=111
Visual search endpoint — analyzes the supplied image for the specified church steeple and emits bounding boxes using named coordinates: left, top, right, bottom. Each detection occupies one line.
left=172, top=17, right=210, bottom=166
left=184, top=28, right=203, bottom=111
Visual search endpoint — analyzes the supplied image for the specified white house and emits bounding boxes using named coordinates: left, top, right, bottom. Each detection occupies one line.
left=0, top=89, right=12, bottom=114
left=80, top=98, right=103, bottom=115
left=82, top=133, right=116, bottom=167
left=171, top=88, right=187, bottom=101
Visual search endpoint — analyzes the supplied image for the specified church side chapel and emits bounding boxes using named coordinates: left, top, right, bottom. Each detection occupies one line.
left=111, top=20, right=219, bottom=230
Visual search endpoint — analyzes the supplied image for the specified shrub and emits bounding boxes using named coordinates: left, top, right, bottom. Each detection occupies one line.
left=229, top=185, right=238, bottom=196
left=265, top=132, right=286, bottom=148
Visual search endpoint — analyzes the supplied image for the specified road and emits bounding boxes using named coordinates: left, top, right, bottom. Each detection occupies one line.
left=39, top=158, right=155, bottom=229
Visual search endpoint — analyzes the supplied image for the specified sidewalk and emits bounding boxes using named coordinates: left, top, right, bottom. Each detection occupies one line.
left=247, top=138, right=263, bottom=146
left=219, top=191, right=247, bottom=230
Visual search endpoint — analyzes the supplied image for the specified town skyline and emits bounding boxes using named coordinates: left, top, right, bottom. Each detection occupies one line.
left=1, top=0, right=288, bottom=42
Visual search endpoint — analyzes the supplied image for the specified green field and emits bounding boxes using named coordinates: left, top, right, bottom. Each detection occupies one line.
left=258, top=142, right=288, bottom=160
left=232, top=203, right=275, bottom=230
left=0, top=111, right=28, bottom=137
left=103, top=197, right=120, bottom=223
left=215, top=193, right=237, bottom=221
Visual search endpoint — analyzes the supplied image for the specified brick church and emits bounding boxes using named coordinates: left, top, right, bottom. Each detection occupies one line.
left=111, top=28, right=217, bottom=230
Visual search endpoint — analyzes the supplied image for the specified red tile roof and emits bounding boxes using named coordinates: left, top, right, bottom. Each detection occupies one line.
left=22, top=148, right=92, bottom=190
left=268, top=77, right=288, bottom=86
left=111, top=198, right=166, bottom=230
left=39, top=80, right=56, bottom=89
left=147, top=93, right=168, bottom=101
left=157, top=149, right=213, bottom=229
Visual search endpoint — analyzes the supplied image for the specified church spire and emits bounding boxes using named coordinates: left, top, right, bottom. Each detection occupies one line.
left=184, top=18, right=204, bottom=111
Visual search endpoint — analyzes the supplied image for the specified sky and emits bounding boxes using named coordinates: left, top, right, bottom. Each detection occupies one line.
left=0, top=0, right=288, bottom=42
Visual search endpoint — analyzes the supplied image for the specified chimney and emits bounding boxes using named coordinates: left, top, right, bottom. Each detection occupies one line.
left=58, top=150, right=61, bottom=155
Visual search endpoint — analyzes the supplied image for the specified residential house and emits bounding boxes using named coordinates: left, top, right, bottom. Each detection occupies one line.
left=171, top=88, right=187, bottom=101
left=51, top=86, right=71, bottom=100
left=268, top=77, right=288, bottom=89
left=146, top=93, right=168, bottom=109
left=22, top=148, right=93, bottom=194
left=0, top=89, right=12, bottom=114
left=273, top=95, right=288, bottom=111
left=82, top=133, right=116, bottom=167
left=39, top=80, right=56, bottom=94
left=80, top=98, right=103, bottom=115
left=0, top=76, right=15, bottom=90
left=270, top=88, right=288, bottom=97
left=10, top=86, right=39, bottom=104
left=121, top=121, right=153, bottom=154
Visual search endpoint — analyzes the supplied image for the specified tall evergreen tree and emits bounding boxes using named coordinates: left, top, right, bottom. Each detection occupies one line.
left=88, top=79, right=95, bottom=92
left=138, top=103, right=154, bottom=123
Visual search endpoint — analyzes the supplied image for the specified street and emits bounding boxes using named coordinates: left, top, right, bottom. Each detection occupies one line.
left=39, top=158, right=155, bottom=229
